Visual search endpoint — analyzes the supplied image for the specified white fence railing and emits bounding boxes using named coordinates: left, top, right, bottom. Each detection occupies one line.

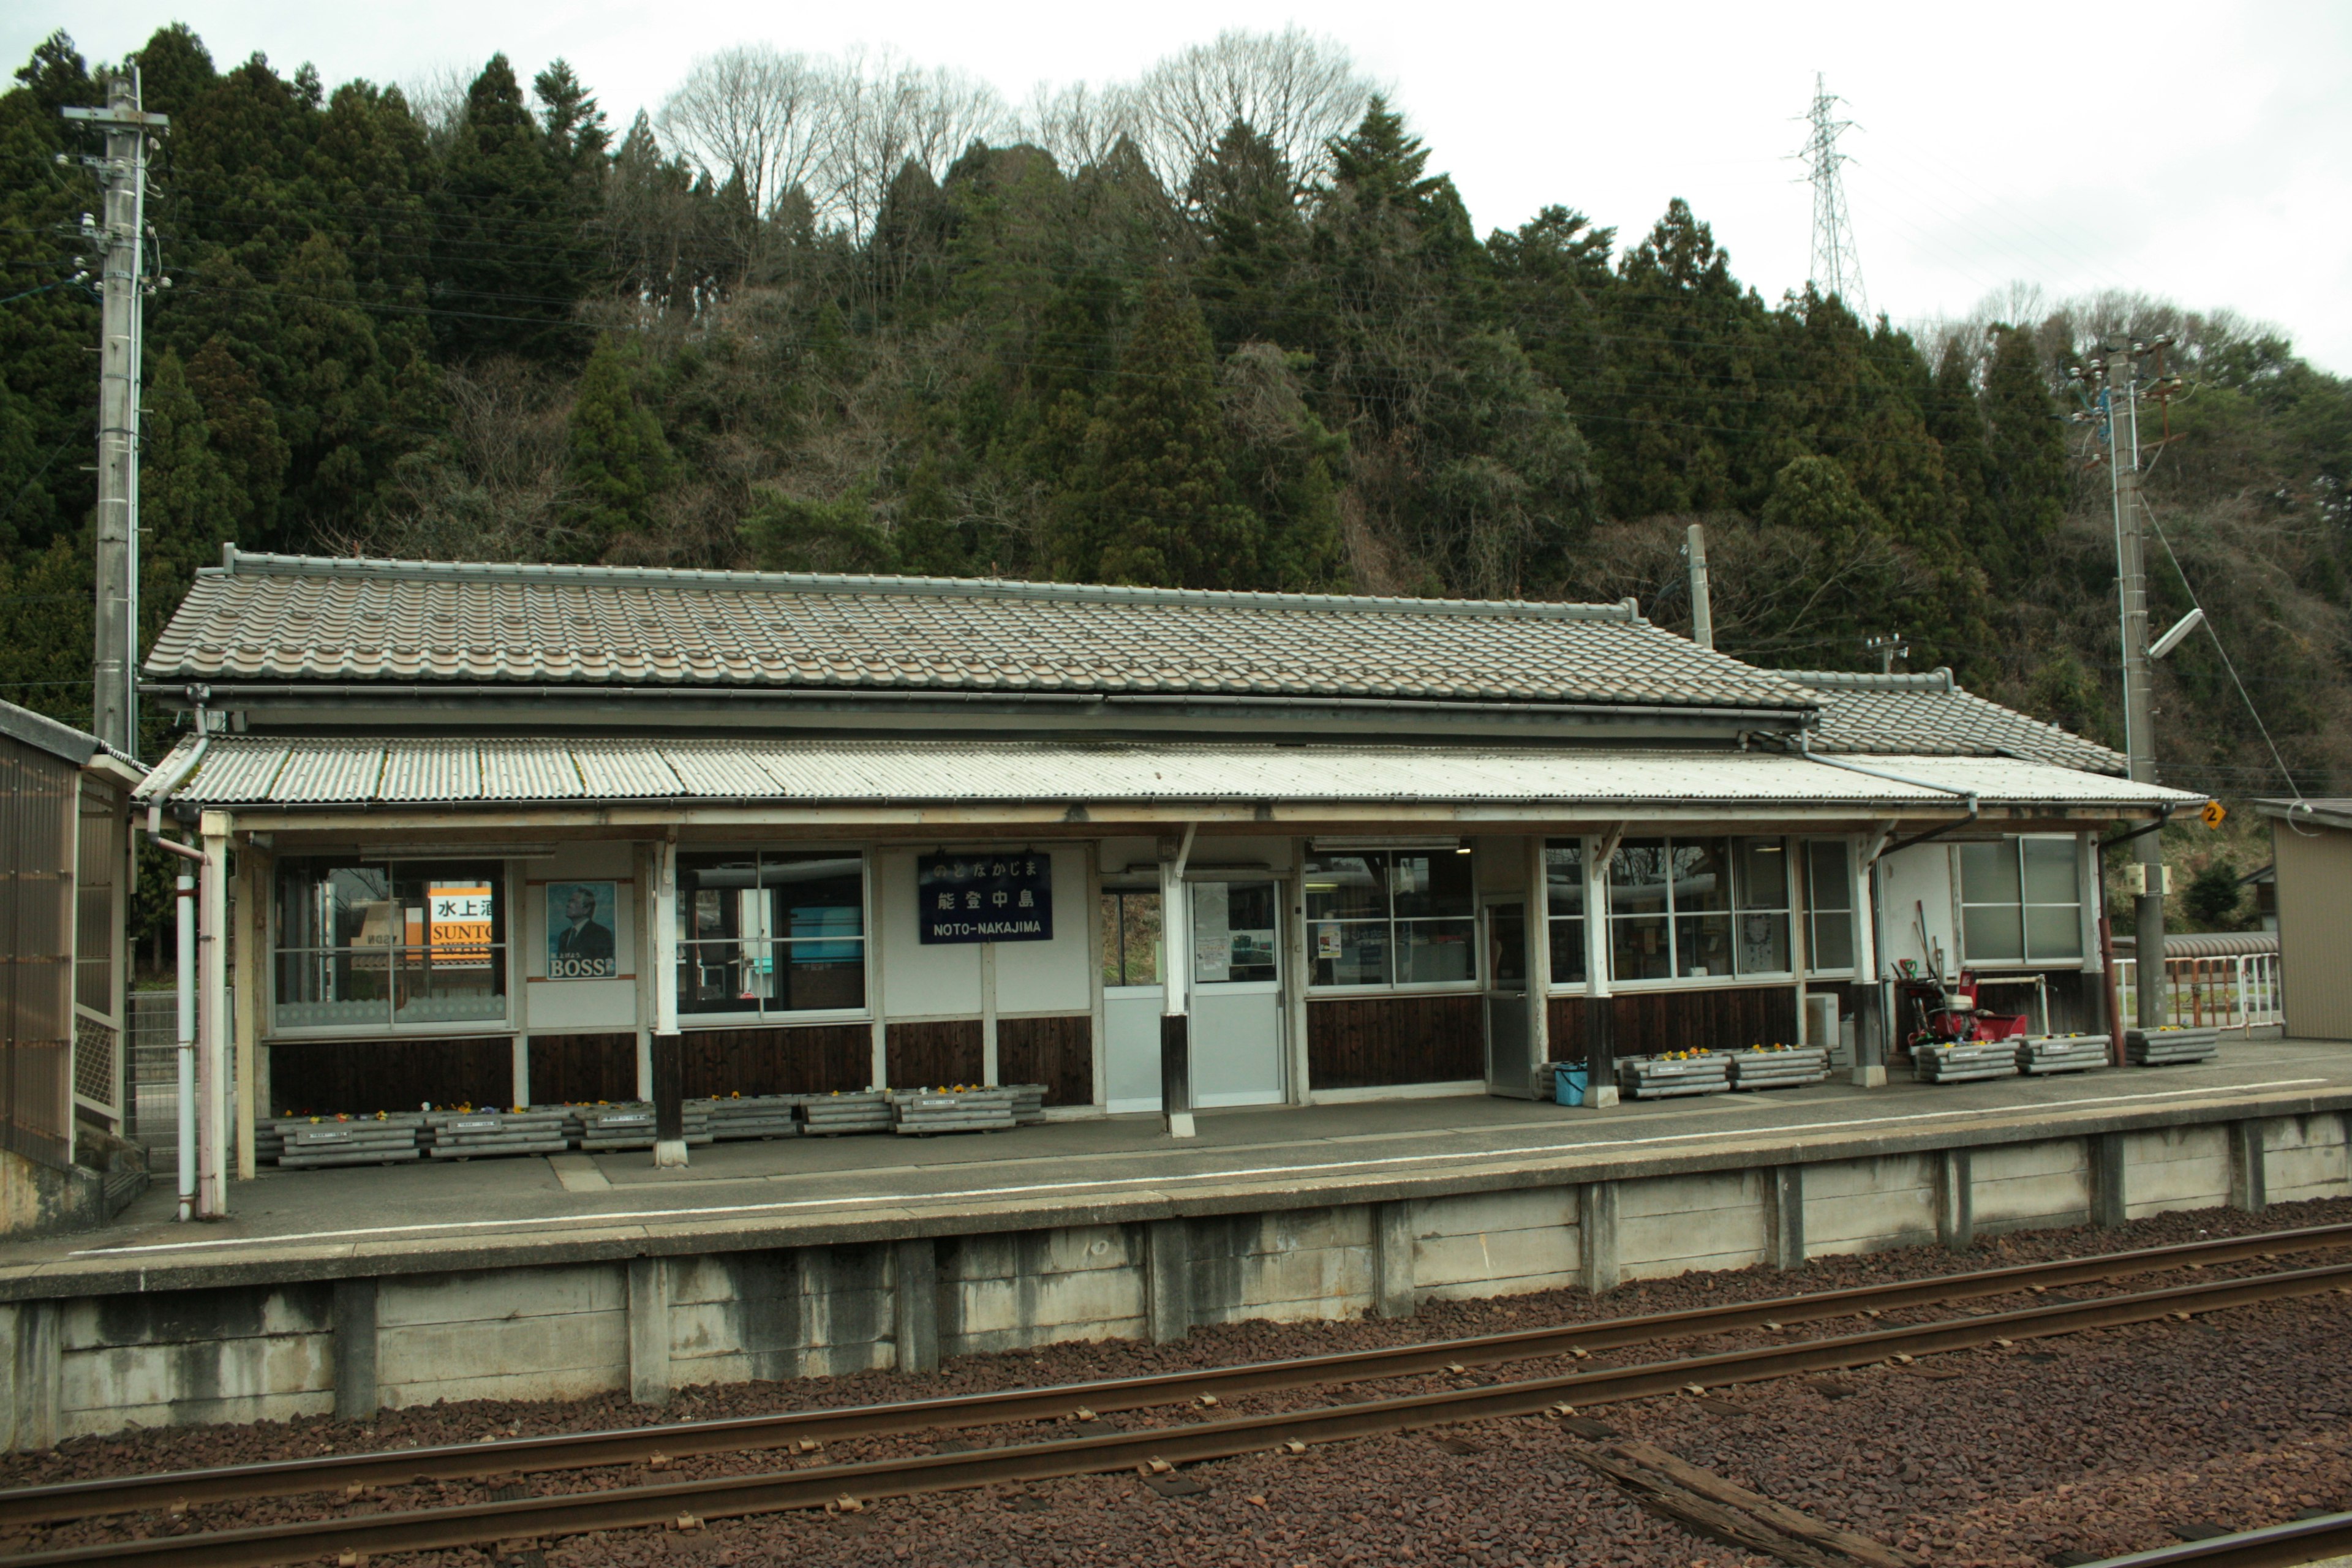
left=2114, top=952, right=2282, bottom=1033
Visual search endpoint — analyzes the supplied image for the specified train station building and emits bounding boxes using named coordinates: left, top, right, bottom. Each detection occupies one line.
left=134, top=549, right=2190, bottom=1182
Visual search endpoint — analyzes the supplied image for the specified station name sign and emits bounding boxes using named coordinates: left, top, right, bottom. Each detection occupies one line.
left=919, top=852, right=1053, bottom=944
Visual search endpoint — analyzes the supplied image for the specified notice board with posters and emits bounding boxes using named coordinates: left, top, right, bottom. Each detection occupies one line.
left=919, top=852, right=1054, bottom=944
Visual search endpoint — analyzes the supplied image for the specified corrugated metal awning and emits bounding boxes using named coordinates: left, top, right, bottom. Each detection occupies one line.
left=137, top=737, right=2202, bottom=815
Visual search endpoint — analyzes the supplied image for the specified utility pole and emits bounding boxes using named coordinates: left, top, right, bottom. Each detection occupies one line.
left=2098, top=341, right=2166, bottom=1026
left=1683, top=523, right=1713, bottom=651
left=1863, top=633, right=1907, bottom=674
left=62, top=72, right=167, bottom=758
left=1798, top=73, right=1868, bottom=320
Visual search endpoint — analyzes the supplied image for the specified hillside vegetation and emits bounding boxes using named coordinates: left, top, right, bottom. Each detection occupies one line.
left=4, top=23, right=2346, bottom=845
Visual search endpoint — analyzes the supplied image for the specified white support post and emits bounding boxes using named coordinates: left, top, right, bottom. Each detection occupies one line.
left=1583, top=829, right=1619, bottom=1107
left=198, top=815, right=230, bottom=1217
left=1524, top=835, right=1551, bottom=1083
left=1854, top=829, right=1888, bottom=1088
left=174, top=873, right=195, bottom=1222
left=1159, top=826, right=1196, bottom=1138
left=652, top=839, right=685, bottom=1166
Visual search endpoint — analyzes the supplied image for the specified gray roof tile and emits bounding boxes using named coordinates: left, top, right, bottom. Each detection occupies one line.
left=1787, top=669, right=2124, bottom=774
left=143, top=551, right=1817, bottom=714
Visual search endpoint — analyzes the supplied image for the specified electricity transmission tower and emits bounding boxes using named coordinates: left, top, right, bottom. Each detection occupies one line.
left=1798, top=73, right=1868, bottom=319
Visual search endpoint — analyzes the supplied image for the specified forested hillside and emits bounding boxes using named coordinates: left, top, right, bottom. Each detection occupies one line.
left=4, top=24, right=2347, bottom=825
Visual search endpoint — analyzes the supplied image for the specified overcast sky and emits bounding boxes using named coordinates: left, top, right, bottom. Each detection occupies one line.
left=15, top=1, right=2352, bottom=372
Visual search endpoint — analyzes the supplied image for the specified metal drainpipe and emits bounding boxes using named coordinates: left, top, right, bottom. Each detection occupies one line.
left=143, top=691, right=211, bottom=1220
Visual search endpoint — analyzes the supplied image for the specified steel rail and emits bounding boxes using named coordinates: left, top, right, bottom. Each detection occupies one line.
left=2076, top=1512, right=2352, bottom=1568
left=6, top=1219, right=2347, bottom=1530
left=6, top=1260, right=2347, bottom=1568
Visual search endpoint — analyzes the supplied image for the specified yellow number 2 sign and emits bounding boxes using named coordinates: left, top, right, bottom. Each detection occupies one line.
left=2199, top=800, right=2227, bottom=828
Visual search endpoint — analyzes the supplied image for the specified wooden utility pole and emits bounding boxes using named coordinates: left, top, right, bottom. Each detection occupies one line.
left=2102, top=341, right=2167, bottom=1026
left=62, top=72, right=167, bottom=757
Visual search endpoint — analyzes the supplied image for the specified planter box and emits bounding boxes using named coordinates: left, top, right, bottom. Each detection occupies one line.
left=424, top=1108, right=571, bottom=1159
left=2018, top=1035, right=2110, bottom=1076
left=2127, top=1026, right=2219, bottom=1066
left=1727, top=1046, right=1830, bottom=1091
left=892, top=1087, right=1017, bottom=1135
left=272, top=1113, right=426, bottom=1168
left=1617, top=1054, right=1731, bottom=1100
left=801, top=1090, right=893, bottom=1135
left=568, top=1102, right=713, bottom=1150
left=693, top=1095, right=804, bottom=1140
left=1912, top=1042, right=2018, bottom=1084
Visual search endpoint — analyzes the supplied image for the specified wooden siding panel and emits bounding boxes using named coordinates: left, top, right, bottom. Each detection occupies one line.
left=680, top=1025, right=869, bottom=1098
left=997, top=1015, right=1093, bottom=1106
left=887, top=1020, right=984, bottom=1088
left=268, top=1037, right=510, bottom=1116
left=527, top=1033, right=636, bottom=1104
left=1306, top=995, right=1482, bottom=1089
left=1543, top=987, right=1801, bottom=1060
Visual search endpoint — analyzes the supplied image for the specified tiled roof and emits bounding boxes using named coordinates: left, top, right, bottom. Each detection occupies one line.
left=141, top=551, right=1820, bottom=714
left=1788, top=669, right=2125, bottom=775
left=138, top=735, right=2199, bottom=812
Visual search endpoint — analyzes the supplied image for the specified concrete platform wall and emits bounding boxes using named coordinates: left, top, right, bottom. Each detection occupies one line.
left=6, top=1107, right=2349, bottom=1449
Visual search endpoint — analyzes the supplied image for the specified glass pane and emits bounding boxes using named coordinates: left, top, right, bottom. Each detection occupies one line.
left=1611, top=914, right=1671, bottom=981
left=277, top=862, right=391, bottom=952
left=1735, top=911, right=1790, bottom=975
left=1304, top=853, right=1387, bottom=922
left=1194, top=881, right=1278, bottom=984
left=678, top=853, right=761, bottom=942
left=1548, top=917, right=1588, bottom=986
left=1115, top=893, right=1161, bottom=982
left=777, top=940, right=865, bottom=1011
left=1398, top=918, right=1476, bottom=983
left=2026, top=905, right=2082, bottom=962
left=1391, top=850, right=1474, bottom=919
left=1806, top=840, right=1852, bottom=914
left=273, top=949, right=391, bottom=1028
left=1733, top=837, right=1789, bottom=911
left=766, top=854, right=865, bottom=951
left=1676, top=912, right=1733, bottom=977
left=1544, top=842, right=1585, bottom=918
left=1609, top=840, right=1669, bottom=917
left=1487, top=905, right=1527, bottom=989
left=1671, top=839, right=1732, bottom=914
left=1809, top=911, right=1855, bottom=973
left=390, top=864, right=505, bottom=1025
left=1963, top=904, right=2024, bottom=962
left=680, top=938, right=763, bottom=1014
left=1310, top=921, right=1390, bottom=986
left=2022, top=839, right=2079, bottom=905
left=1960, top=842, right=2021, bottom=905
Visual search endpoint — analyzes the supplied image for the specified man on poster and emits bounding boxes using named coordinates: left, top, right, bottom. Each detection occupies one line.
left=551, top=883, right=617, bottom=978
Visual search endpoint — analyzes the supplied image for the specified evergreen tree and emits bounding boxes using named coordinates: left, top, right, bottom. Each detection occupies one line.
left=1980, top=324, right=2068, bottom=575
left=1188, top=121, right=1310, bottom=353
left=1063, top=279, right=1261, bottom=588
left=138, top=351, right=243, bottom=654
left=564, top=334, right=677, bottom=557
left=431, top=55, right=590, bottom=363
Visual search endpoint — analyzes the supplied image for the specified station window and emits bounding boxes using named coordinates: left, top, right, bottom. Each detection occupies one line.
left=1959, top=837, right=2083, bottom=964
left=1607, top=836, right=1792, bottom=983
left=1542, top=840, right=1588, bottom=986
left=1803, top=840, right=1856, bottom=974
left=676, top=851, right=867, bottom=1017
left=274, top=858, right=508, bottom=1031
left=1100, top=888, right=1163, bottom=987
left=1304, top=848, right=1476, bottom=989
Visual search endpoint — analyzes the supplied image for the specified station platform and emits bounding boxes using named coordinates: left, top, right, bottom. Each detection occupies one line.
left=17, top=1036, right=2350, bottom=1294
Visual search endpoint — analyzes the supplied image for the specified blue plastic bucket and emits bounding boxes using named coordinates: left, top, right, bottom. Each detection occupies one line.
left=1553, top=1063, right=1590, bottom=1106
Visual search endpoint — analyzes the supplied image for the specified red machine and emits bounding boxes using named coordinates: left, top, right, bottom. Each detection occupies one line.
left=1902, top=970, right=2030, bottom=1050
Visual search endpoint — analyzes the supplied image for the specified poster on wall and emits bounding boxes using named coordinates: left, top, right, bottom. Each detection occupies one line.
left=919, top=853, right=1053, bottom=943
left=547, top=881, right=619, bottom=978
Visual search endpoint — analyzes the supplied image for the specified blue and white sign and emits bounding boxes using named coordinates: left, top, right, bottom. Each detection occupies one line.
left=919, top=852, right=1054, bottom=944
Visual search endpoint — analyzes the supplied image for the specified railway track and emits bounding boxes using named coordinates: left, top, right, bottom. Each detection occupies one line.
left=2082, top=1510, right=2352, bottom=1568
left=6, top=1218, right=2346, bottom=1532
left=4, top=1253, right=2348, bottom=1568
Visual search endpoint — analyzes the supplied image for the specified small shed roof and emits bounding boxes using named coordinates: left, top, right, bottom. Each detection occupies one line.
left=139, top=735, right=2199, bottom=815
left=2256, top=798, right=2352, bottom=833
left=142, top=550, right=1818, bottom=716
left=1785, top=669, right=2124, bottom=775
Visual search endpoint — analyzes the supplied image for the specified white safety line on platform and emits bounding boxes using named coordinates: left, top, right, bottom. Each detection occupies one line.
left=69, top=1077, right=2332, bottom=1259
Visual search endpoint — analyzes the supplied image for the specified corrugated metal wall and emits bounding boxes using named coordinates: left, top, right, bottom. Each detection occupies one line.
left=2276, top=819, right=2352, bottom=1041
left=0, top=733, right=77, bottom=1167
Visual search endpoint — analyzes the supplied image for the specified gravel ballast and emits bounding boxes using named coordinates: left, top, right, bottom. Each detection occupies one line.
left=8, top=1194, right=2352, bottom=1567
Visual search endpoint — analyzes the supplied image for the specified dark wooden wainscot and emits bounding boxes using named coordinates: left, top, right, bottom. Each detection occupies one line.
left=1548, top=986, right=1800, bottom=1058
left=682, top=1025, right=871, bottom=1098
left=887, top=1020, right=984, bottom=1088
left=997, top=1014, right=1092, bottom=1106
left=1308, top=994, right=1483, bottom=1090
left=268, top=1036, right=511, bottom=1116
left=529, top=1032, right=638, bottom=1104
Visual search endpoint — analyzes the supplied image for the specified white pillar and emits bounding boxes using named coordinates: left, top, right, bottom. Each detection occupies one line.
left=198, top=813, right=230, bottom=1217
left=1524, top=836, right=1551, bottom=1079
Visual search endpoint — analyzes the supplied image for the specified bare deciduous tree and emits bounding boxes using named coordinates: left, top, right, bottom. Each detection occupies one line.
left=658, top=44, right=839, bottom=223
left=1125, top=28, right=1378, bottom=202
left=824, top=49, right=1013, bottom=240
